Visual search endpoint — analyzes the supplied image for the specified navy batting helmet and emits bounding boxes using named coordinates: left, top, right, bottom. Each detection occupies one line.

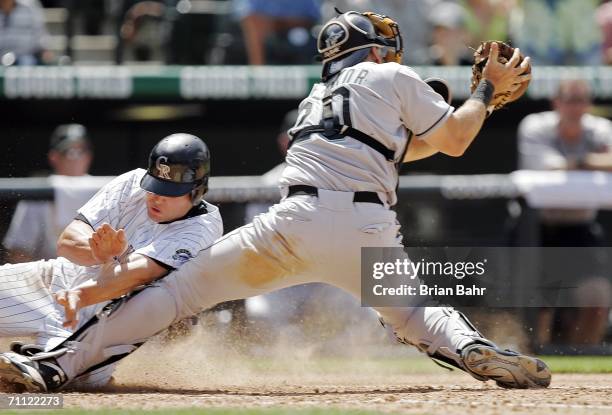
left=140, top=133, right=210, bottom=205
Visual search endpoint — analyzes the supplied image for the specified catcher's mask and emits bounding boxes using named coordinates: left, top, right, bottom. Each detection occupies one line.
left=140, top=133, right=210, bottom=206
left=318, top=10, right=403, bottom=81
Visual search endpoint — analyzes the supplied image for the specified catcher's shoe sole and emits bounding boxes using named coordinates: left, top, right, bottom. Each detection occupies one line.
left=0, top=355, right=46, bottom=393
left=462, top=344, right=551, bottom=389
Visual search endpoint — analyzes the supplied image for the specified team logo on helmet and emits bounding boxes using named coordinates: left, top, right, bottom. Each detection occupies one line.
left=325, top=23, right=346, bottom=49
left=156, top=156, right=171, bottom=179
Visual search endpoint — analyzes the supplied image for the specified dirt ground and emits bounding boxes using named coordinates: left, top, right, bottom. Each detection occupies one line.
left=58, top=328, right=612, bottom=415
left=63, top=372, right=611, bottom=415
left=2, top=311, right=611, bottom=414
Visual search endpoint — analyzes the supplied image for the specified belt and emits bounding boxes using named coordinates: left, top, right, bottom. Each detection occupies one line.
left=287, top=185, right=383, bottom=205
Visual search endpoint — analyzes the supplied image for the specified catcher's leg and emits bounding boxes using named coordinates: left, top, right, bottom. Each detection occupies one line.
left=69, top=363, right=118, bottom=389
left=375, top=306, right=551, bottom=388
left=320, top=201, right=551, bottom=389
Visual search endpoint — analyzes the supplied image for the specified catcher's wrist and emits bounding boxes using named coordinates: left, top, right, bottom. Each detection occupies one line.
left=470, top=79, right=494, bottom=108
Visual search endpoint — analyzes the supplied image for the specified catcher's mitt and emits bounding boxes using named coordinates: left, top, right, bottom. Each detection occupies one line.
left=470, top=41, right=531, bottom=111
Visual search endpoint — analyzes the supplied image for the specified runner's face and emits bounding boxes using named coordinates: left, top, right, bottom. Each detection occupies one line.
left=145, top=192, right=192, bottom=222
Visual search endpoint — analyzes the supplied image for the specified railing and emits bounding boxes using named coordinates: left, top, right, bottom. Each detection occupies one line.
left=1, top=172, right=611, bottom=209
left=3, top=65, right=612, bottom=100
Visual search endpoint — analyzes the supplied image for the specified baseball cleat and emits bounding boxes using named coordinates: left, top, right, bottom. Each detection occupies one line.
left=461, top=343, right=551, bottom=389
left=0, top=352, right=48, bottom=392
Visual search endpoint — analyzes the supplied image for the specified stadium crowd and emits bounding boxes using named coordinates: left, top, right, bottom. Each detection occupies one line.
left=1, top=0, right=612, bottom=65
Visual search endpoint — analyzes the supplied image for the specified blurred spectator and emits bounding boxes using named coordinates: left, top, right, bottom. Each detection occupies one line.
left=322, top=0, right=436, bottom=65
left=0, top=0, right=50, bottom=65
left=510, top=0, right=602, bottom=65
left=429, top=1, right=471, bottom=66
left=597, top=0, right=612, bottom=65
left=119, top=1, right=166, bottom=61
left=461, top=0, right=512, bottom=48
left=518, top=79, right=612, bottom=347
left=519, top=80, right=612, bottom=172
left=3, top=124, right=93, bottom=263
left=234, top=0, right=320, bottom=65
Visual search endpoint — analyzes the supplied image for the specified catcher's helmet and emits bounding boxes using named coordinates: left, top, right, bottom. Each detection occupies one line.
left=140, top=133, right=210, bottom=205
left=318, top=11, right=402, bottom=81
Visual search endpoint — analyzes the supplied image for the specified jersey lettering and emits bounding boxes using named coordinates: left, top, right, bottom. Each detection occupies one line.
left=331, top=69, right=369, bottom=87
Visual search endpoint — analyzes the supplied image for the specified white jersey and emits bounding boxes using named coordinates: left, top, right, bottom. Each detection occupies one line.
left=280, top=62, right=453, bottom=205
left=50, top=168, right=223, bottom=290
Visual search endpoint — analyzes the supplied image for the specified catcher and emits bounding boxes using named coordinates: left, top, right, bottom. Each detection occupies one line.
left=0, top=11, right=547, bottom=392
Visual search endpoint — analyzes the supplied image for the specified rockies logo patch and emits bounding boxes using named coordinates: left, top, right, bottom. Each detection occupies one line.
left=156, top=156, right=171, bottom=179
left=172, top=248, right=194, bottom=263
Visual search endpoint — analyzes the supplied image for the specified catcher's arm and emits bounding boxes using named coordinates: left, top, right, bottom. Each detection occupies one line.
left=54, top=253, right=168, bottom=329
left=403, top=78, right=451, bottom=162
left=418, top=43, right=530, bottom=157
left=404, top=139, right=438, bottom=162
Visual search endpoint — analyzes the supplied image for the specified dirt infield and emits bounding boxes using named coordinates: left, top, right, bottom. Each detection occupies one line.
left=2, top=315, right=611, bottom=414
left=56, top=332, right=611, bottom=415
left=63, top=372, right=611, bottom=415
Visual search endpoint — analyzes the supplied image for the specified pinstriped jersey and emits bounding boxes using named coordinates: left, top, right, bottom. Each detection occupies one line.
left=280, top=61, right=453, bottom=205
left=51, top=168, right=223, bottom=289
